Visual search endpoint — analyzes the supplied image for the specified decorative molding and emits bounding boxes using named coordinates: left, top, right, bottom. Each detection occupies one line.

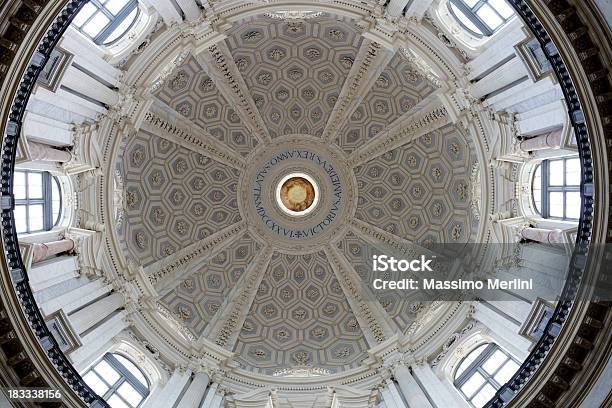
left=322, top=40, right=395, bottom=143
left=348, top=103, right=449, bottom=168
left=145, top=220, right=247, bottom=287
left=209, top=245, right=273, bottom=348
left=196, top=42, right=271, bottom=144
left=142, top=102, right=246, bottom=170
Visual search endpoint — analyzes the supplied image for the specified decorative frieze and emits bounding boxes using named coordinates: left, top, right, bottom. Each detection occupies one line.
left=323, top=245, right=391, bottom=345
left=141, top=105, right=246, bottom=170
left=210, top=246, right=273, bottom=348
left=197, top=43, right=272, bottom=144
left=146, top=221, right=247, bottom=287
left=322, top=40, right=395, bottom=143
left=348, top=104, right=449, bottom=167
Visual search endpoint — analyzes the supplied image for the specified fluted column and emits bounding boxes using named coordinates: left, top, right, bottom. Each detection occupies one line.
left=393, top=363, right=432, bottom=408
left=28, top=141, right=72, bottom=162
left=69, top=292, right=124, bottom=335
left=176, top=371, right=210, bottom=408
left=520, top=227, right=565, bottom=245
left=519, top=129, right=563, bottom=152
left=31, top=238, right=75, bottom=264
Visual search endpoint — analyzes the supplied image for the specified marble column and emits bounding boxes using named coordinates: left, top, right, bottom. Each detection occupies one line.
left=412, top=363, right=470, bottom=408
left=385, top=0, right=409, bottom=18
left=150, top=368, right=191, bottom=408
left=393, top=364, right=432, bottom=408
left=519, top=129, right=563, bottom=152
left=71, top=311, right=128, bottom=371
left=474, top=303, right=530, bottom=361
left=201, top=383, right=224, bottom=408
left=69, top=292, right=124, bottom=335
left=176, top=371, right=209, bottom=408
left=31, top=238, right=76, bottom=264
left=37, top=279, right=112, bottom=316
left=380, top=380, right=406, bottom=408
left=520, top=227, right=565, bottom=245
left=175, top=0, right=200, bottom=20
left=28, top=255, right=79, bottom=292
left=28, top=141, right=72, bottom=163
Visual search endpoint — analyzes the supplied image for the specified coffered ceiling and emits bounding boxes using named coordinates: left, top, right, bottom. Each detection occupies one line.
left=115, top=13, right=480, bottom=374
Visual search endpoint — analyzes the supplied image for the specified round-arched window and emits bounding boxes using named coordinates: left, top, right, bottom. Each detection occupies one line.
left=83, top=353, right=150, bottom=407
left=13, top=170, right=62, bottom=234
left=448, top=0, right=515, bottom=37
left=454, top=343, right=519, bottom=407
left=531, top=157, right=581, bottom=220
left=72, top=0, right=140, bottom=45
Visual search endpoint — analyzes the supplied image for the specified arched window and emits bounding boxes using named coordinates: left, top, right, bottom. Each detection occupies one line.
left=72, top=0, right=140, bottom=45
left=454, top=343, right=519, bottom=408
left=532, top=157, right=581, bottom=220
left=448, top=0, right=515, bottom=37
left=13, top=170, right=62, bottom=234
left=83, top=353, right=150, bottom=407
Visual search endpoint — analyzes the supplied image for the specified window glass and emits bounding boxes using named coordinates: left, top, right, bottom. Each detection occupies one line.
left=565, top=192, right=581, bottom=219
left=455, top=344, right=488, bottom=378
left=565, top=158, right=580, bottom=185
left=114, top=354, right=148, bottom=387
left=533, top=158, right=581, bottom=220
left=450, top=4, right=483, bottom=35
left=14, top=171, right=26, bottom=199
left=83, top=12, right=111, bottom=37
left=454, top=344, right=519, bottom=407
left=27, top=172, right=43, bottom=199
left=494, top=360, right=519, bottom=384
left=118, top=382, right=143, bottom=406
left=13, top=171, right=62, bottom=234
left=471, top=384, right=497, bottom=408
left=489, top=0, right=514, bottom=18
left=14, top=205, right=27, bottom=234
left=52, top=178, right=61, bottom=225
left=73, top=3, right=97, bottom=27
left=105, top=8, right=139, bottom=44
left=94, top=360, right=121, bottom=384
left=73, top=0, right=139, bottom=45
left=83, top=353, right=150, bottom=408
left=448, top=0, right=514, bottom=36
left=461, top=372, right=485, bottom=398
left=477, top=4, right=503, bottom=30
left=83, top=371, right=109, bottom=396
left=532, top=165, right=542, bottom=214
left=482, top=350, right=507, bottom=374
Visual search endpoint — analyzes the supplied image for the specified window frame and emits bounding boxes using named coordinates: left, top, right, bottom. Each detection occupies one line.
left=454, top=343, right=519, bottom=407
left=448, top=0, right=514, bottom=37
left=85, top=353, right=150, bottom=408
left=14, top=170, right=62, bottom=234
left=533, top=157, right=581, bottom=220
left=74, top=0, right=140, bottom=46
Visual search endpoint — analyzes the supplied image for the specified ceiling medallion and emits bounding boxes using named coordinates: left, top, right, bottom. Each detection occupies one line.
left=276, top=173, right=319, bottom=216
left=241, top=135, right=356, bottom=254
